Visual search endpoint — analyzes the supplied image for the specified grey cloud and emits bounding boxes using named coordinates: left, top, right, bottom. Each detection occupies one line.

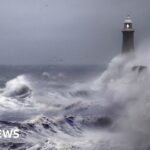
left=0, top=0, right=149, bottom=65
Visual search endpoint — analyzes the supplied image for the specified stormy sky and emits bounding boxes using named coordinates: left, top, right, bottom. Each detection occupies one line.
left=0, top=0, right=149, bottom=65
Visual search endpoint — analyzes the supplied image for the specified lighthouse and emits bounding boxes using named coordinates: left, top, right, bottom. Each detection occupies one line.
left=122, top=16, right=135, bottom=53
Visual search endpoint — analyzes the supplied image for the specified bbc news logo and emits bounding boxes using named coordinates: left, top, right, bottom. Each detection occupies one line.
left=0, top=129, right=20, bottom=139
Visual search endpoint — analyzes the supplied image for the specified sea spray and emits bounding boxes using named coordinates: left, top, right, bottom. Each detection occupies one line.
left=0, top=49, right=150, bottom=149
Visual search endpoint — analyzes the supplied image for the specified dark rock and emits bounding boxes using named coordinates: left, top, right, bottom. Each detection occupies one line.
left=132, top=65, right=147, bottom=73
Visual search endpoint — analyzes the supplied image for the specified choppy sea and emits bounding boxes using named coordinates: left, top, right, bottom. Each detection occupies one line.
left=0, top=52, right=150, bottom=150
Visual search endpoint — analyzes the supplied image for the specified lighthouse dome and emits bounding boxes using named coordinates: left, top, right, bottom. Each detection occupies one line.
left=124, top=15, right=132, bottom=23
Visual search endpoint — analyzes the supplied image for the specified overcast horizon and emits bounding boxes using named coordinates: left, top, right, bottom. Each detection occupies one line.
left=0, top=0, right=150, bottom=65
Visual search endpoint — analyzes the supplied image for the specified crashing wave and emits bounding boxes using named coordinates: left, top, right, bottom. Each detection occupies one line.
left=2, top=75, right=32, bottom=99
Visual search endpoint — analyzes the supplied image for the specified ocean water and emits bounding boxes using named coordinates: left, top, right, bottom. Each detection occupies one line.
left=0, top=51, right=150, bottom=150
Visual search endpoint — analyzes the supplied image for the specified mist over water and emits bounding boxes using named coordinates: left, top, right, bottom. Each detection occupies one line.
left=0, top=47, right=150, bottom=149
